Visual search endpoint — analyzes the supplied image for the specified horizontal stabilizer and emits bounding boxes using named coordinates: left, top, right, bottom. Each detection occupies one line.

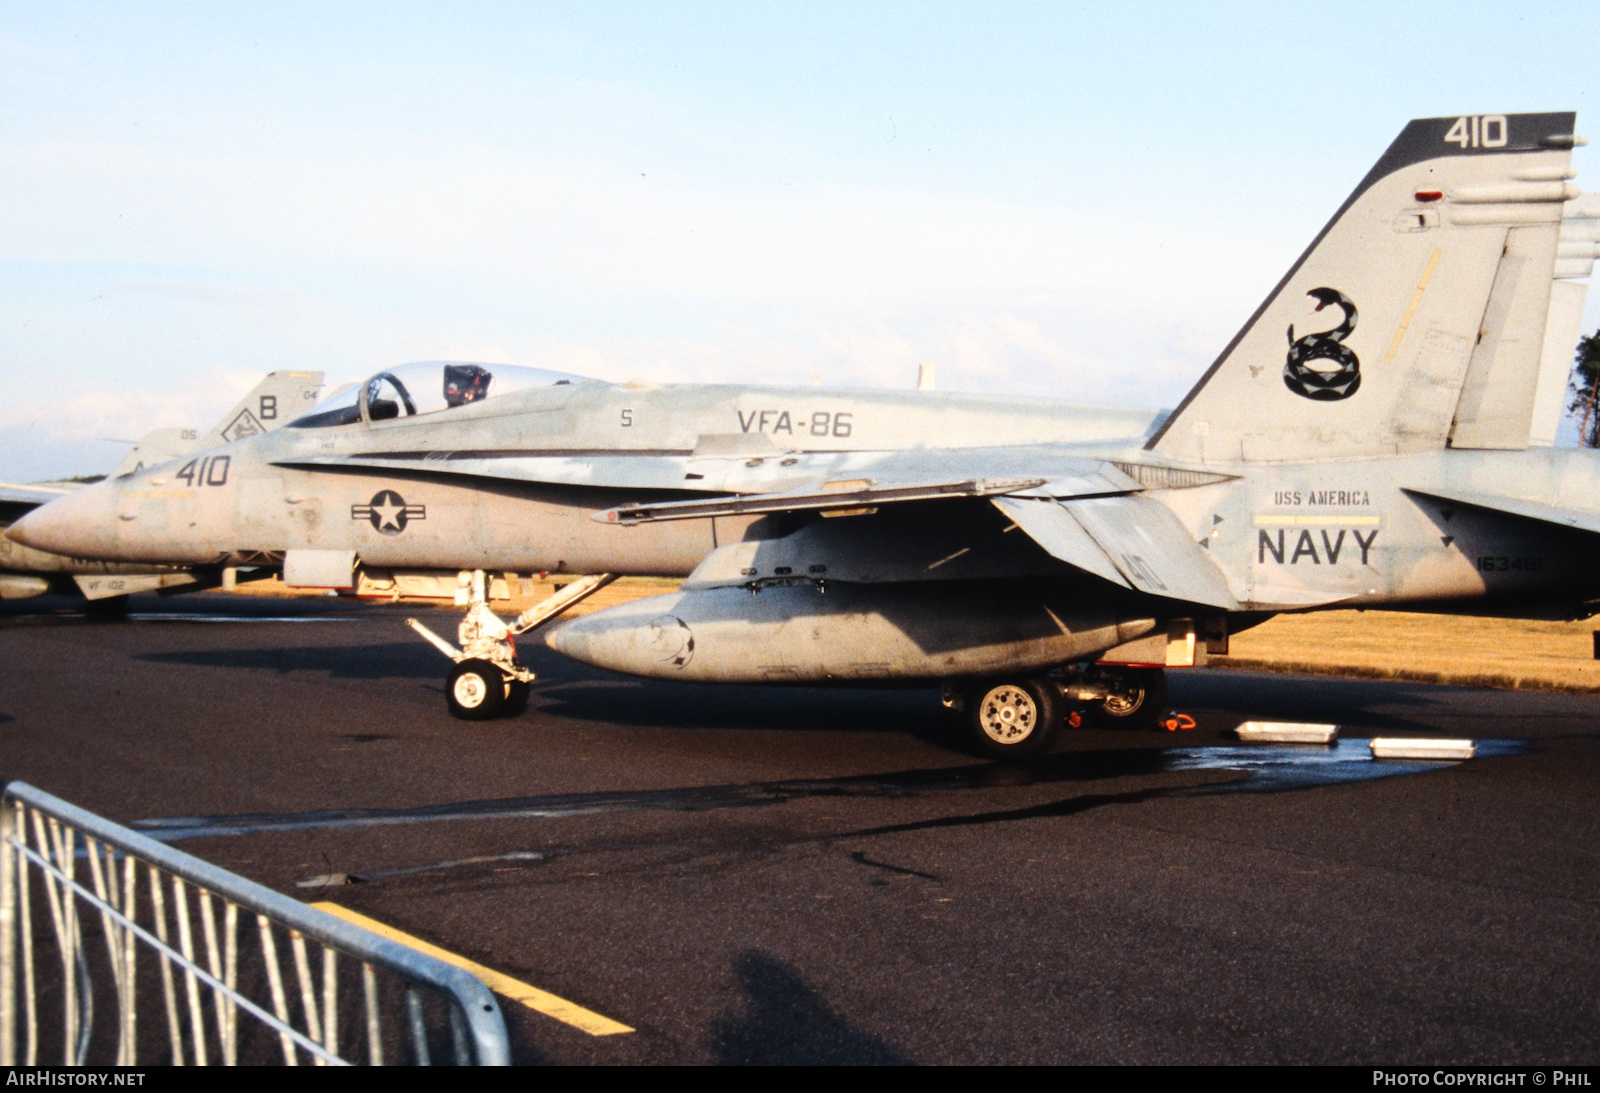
left=995, top=494, right=1239, bottom=610
left=990, top=496, right=1130, bottom=590
left=73, top=573, right=199, bottom=600
left=1064, top=495, right=1240, bottom=609
left=1403, top=486, right=1600, bottom=536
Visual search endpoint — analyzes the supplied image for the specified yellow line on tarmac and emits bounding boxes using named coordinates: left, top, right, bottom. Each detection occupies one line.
left=311, top=902, right=634, bottom=1036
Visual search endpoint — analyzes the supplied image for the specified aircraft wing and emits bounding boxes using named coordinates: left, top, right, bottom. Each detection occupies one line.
left=598, top=476, right=1053, bottom=523
left=593, top=460, right=1139, bottom=523
left=596, top=462, right=1235, bottom=609
left=0, top=482, right=74, bottom=507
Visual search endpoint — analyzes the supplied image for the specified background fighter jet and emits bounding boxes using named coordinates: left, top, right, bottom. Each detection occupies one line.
left=11, top=112, right=1600, bottom=759
left=0, top=371, right=323, bottom=606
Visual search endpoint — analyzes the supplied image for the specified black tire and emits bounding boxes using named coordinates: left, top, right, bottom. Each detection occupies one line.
left=1085, top=667, right=1168, bottom=731
left=503, top=677, right=530, bottom=716
left=83, top=595, right=131, bottom=619
left=966, top=677, right=1063, bottom=760
left=446, top=659, right=506, bottom=721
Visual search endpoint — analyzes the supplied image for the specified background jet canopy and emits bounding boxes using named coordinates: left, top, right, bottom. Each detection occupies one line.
left=289, top=361, right=591, bottom=428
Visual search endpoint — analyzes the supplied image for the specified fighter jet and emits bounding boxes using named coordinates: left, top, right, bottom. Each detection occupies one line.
left=0, top=371, right=323, bottom=606
left=11, top=112, right=1600, bottom=760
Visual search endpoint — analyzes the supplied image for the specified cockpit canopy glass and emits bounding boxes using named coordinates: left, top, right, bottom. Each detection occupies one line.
left=289, top=362, right=591, bottom=428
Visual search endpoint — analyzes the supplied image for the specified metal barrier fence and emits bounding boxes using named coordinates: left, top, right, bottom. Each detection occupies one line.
left=0, top=782, right=511, bottom=1065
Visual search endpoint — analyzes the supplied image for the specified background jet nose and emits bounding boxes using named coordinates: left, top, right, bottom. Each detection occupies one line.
left=543, top=617, right=593, bottom=662
left=6, top=482, right=118, bottom=558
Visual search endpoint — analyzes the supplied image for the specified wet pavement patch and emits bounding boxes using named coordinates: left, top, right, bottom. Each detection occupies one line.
left=134, top=739, right=1526, bottom=842
left=294, top=849, right=553, bottom=889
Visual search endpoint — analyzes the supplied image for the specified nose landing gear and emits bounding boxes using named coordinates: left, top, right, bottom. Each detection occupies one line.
left=408, top=570, right=616, bottom=720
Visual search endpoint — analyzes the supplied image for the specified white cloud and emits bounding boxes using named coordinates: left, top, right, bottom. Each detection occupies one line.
left=0, top=365, right=264, bottom=441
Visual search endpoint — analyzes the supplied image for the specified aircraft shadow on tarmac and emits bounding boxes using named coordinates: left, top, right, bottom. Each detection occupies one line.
left=512, top=675, right=1494, bottom=738
left=531, top=677, right=941, bottom=735
left=136, top=642, right=445, bottom=680
left=710, top=951, right=908, bottom=1066
left=1174, top=671, right=1479, bottom=716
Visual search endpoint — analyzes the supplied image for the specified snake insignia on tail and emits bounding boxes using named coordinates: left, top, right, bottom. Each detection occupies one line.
left=1283, top=287, right=1360, bottom=401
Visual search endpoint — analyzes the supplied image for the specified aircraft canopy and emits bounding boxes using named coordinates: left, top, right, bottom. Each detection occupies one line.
left=289, top=361, right=592, bottom=428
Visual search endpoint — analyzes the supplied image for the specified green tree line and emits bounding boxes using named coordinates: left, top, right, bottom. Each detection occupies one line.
left=1569, top=330, right=1600, bottom=447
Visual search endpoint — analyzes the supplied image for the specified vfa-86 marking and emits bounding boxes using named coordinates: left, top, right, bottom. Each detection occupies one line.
left=12, top=112, right=1600, bottom=761
left=734, top=409, right=855, bottom=437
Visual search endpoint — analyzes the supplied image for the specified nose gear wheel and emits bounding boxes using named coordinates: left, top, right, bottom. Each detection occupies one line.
left=447, top=658, right=505, bottom=721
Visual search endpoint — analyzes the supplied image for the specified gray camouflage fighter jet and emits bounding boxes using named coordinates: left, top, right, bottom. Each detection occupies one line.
left=10, top=112, right=1600, bottom=758
left=0, top=371, right=322, bottom=605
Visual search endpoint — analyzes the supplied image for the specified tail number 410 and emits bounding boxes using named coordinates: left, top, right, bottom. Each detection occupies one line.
left=1445, top=116, right=1508, bottom=149
left=175, top=455, right=230, bottom=487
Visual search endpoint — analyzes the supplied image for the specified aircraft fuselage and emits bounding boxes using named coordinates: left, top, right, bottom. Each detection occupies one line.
left=14, top=379, right=1600, bottom=620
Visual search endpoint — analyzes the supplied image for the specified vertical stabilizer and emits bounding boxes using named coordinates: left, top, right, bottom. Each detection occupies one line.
left=1149, top=113, right=1580, bottom=463
left=192, top=371, right=324, bottom=450
left=110, top=371, right=325, bottom=476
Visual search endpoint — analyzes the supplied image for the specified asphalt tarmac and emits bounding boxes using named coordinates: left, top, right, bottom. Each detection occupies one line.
left=4, top=592, right=1600, bottom=1065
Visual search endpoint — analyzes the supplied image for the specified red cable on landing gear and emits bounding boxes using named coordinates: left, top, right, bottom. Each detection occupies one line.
left=1160, top=712, right=1196, bottom=732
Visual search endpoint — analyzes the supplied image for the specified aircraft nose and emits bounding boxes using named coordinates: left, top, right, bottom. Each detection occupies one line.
left=6, top=481, right=120, bottom=558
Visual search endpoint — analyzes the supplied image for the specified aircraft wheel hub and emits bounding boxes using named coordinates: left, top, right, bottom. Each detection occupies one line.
left=453, top=673, right=489, bottom=708
left=978, top=685, right=1037, bottom=743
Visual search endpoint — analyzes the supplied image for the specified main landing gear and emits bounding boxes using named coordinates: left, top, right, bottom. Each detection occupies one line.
left=945, top=665, right=1171, bottom=759
left=407, top=570, right=616, bottom=721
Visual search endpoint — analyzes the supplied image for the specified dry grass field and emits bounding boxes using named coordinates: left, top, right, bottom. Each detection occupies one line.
left=1216, top=610, right=1600, bottom=693
left=223, top=576, right=1600, bottom=694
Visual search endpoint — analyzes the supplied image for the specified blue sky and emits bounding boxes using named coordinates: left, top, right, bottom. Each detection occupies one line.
left=2, top=1, right=1597, bottom=478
